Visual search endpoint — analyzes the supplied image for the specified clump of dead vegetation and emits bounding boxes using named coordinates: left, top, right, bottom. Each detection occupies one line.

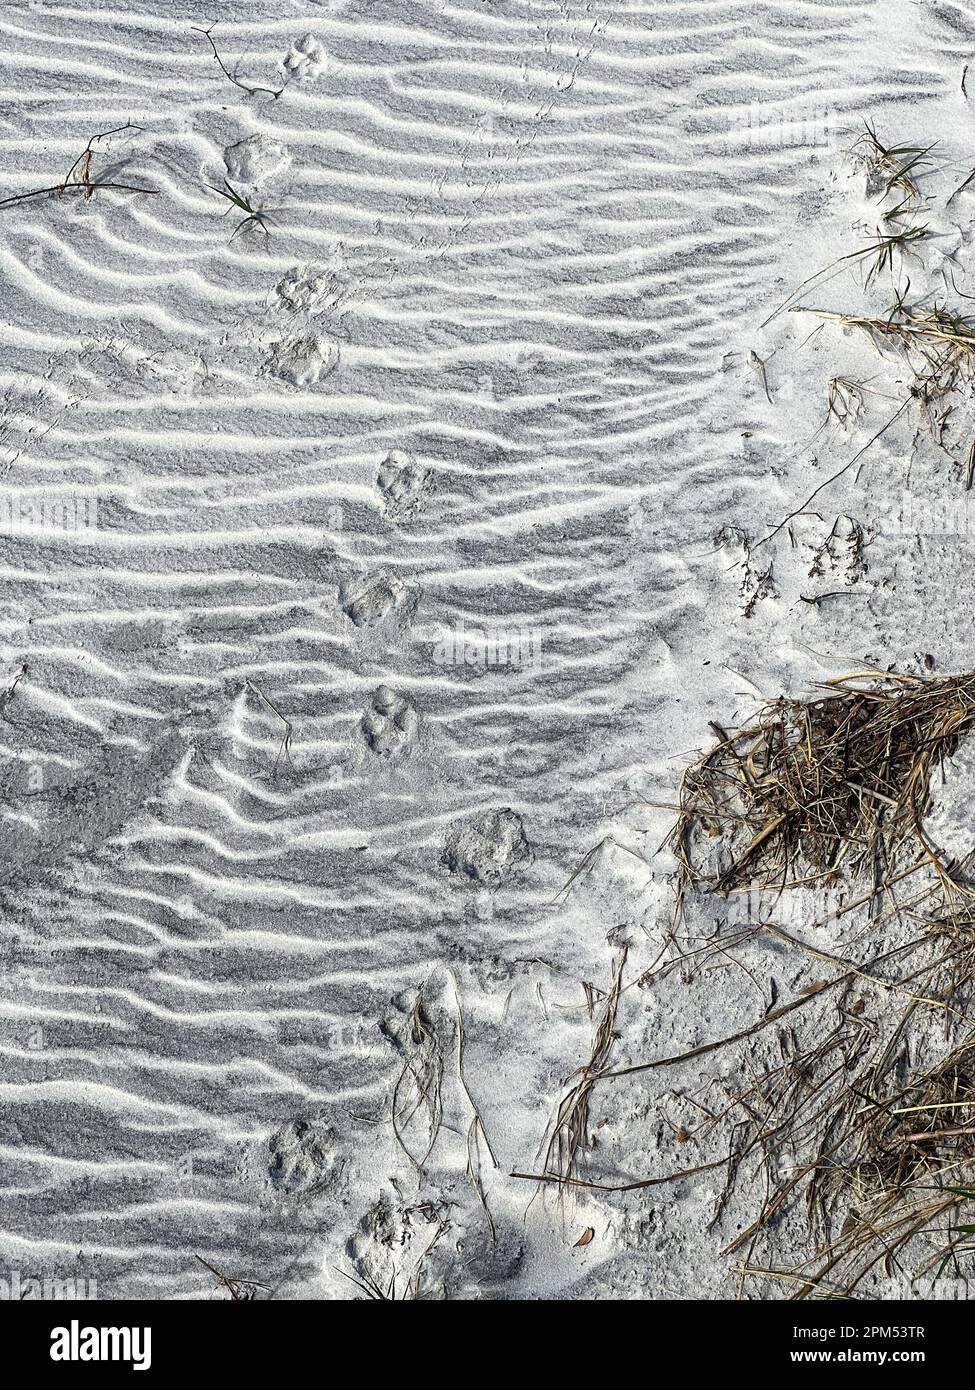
left=672, top=670, right=975, bottom=911
left=717, top=1015, right=975, bottom=1299
left=652, top=673, right=975, bottom=1295
left=519, top=665, right=975, bottom=1297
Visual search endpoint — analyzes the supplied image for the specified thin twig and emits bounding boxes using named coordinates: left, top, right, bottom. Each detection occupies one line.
left=193, top=23, right=284, bottom=100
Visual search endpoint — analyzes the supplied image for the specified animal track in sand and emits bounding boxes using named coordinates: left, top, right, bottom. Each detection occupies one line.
left=715, top=525, right=778, bottom=618
left=265, top=334, right=340, bottom=387
left=443, top=807, right=532, bottom=887
left=339, top=572, right=418, bottom=629
left=281, top=34, right=328, bottom=81
left=267, top=1118, right=339, bottom=1196
left=346, top=1194, right=448, bottom=1296
left=361, top=685, right=418, bottom=756
left=223, top=134, right=290, bottom=185
left=377, top=449, right=429, bottom=519
left=346, top=1190, right=521, bottom=1298
left=808, top=515, right=867, bottom=585
left=274, top=257, right=349, bottom=314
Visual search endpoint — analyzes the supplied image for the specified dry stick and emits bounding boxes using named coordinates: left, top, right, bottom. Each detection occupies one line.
left=243, top=679, right=294, bottom=775
left=759, top=919, right=955, bottom=1015
left=599, top=938, right=927, bottom=1081
left=192, top=24, right=284, bottom=100
left=194, top=1254, right=268, bottom=1300
left=892, top=1100, right=975, bottom=1114
left=447, top=969, right=499, bottom=1236
left=754, top=397, right=912, bottom=551
left=509, top=1159, right=727, bottom=1193
left=895, top=1123, right=975, bottom=1144
left=537, top=946, right=629, bottom=1192
left=0, top=663, right=26, bottom=716
left=0, top=124, right=158, bottom=209
left=0, top=182, right=158, bottom=209
left=949, top=165, right=975, bottom=204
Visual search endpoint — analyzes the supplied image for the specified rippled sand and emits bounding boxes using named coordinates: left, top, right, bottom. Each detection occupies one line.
left=0, top=0, right=970, bottom=1299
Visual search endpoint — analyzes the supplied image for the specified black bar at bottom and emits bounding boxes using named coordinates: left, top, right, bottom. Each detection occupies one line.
left=0, top=1296, right=963, bottom=1374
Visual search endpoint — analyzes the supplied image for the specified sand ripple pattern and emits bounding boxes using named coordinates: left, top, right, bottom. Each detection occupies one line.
left=0, top=0, right=892, bottom=1297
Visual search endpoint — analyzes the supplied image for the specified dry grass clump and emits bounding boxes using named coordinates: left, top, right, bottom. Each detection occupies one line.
left=847, top=1035, right=975, bottom=1195
left=749, top=1030, right=975, bottom=1298
left=519, top=947, right=628, bottom=1195
left=672, top=670, right=975, bottom=911
left=651, top=670, right=975, bottom=1295
left=518, top=668, right=975, bottom=1294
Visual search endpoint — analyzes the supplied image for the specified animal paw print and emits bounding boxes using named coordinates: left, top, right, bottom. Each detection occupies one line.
left=339, top=572, right=418, bottom=628
left=223, top=134, right=290, bottom=186
left=265, top=334, right=340, bottom=387
left=361, top=686, right=418, bottom=756
left=443, top=808, right=532, bottom=887
left=377, top=449, right=429, bottom=519
left=267, top=1118, right=338, bottom=1196
left=275, top=256, right=348, bottom=314
left=282, top=34, right=328, bottom=82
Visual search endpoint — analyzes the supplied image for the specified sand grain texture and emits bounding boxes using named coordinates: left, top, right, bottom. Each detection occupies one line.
left=0, top=0, right=971, bottom=1300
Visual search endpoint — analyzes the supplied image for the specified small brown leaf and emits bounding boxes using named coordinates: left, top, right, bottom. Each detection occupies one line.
left=574, top=1228, right=595, bottom=1248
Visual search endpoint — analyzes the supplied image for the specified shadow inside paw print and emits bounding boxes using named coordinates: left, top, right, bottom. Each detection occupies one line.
left=361, top=685, right=418, bottom=756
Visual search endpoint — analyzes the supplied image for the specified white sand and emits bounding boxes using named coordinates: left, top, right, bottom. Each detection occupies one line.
left=0, top=0, right=973, bottom=1300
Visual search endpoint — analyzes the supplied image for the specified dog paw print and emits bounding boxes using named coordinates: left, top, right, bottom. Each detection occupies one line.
left=361, top=685, right=418, bottom=756
left=377, top=449, right=429, bottom=519
left=265, top=334, right=340, bottom=387
left=275, top=256, right=348, bottom=314
left=267, top=1118, right=339, bottom=1196
left=339, top=572, right=418, bottom=628
left=443, top=808, right=532, bottom=887
left=282, top=34, right=328, bottom=81
left=223, top=134, right=290, bottom=186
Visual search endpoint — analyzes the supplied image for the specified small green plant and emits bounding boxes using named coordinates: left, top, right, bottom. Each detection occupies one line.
left=208, top=178, right=270, bottom=242
left=861, top=223, right=930, bottom=287
left=933, top=1188, right=975, bottom=1279
left=337, top=1267, right=418, bottom=1301
left=855, top=122, right=936, bottom=202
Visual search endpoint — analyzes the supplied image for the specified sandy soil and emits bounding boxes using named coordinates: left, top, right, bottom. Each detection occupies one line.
left=1, top=0, right=975, bottom=1300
